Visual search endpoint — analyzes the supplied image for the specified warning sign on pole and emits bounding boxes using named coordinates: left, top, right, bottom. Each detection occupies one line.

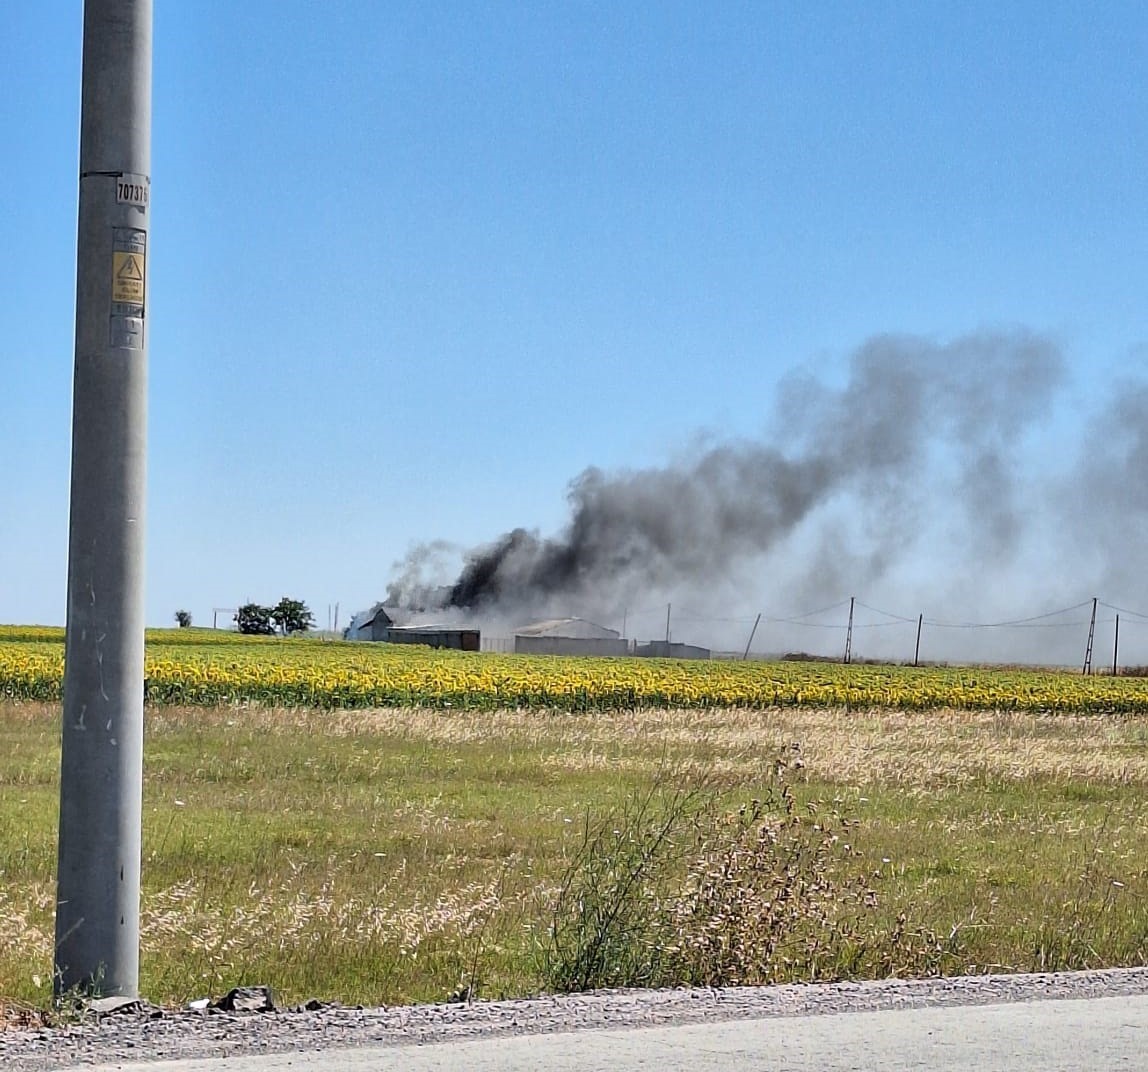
left=112, top=251, right=145, bottom=304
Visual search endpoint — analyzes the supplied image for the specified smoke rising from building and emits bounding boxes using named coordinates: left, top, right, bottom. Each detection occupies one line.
left=387, top=330, right=1090, bottom=644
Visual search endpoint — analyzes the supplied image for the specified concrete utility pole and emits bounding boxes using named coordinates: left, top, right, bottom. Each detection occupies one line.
left=55, top=0, right=152, bottom=997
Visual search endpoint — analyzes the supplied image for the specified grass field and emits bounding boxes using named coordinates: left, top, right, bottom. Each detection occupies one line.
left=1, top=669, right=1146, bottom=1007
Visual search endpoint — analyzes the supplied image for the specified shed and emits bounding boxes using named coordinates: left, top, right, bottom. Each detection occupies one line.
left=513, top=617, right=628, bottom=657
left=384, top=625, right=480, bottom=651
left=344, top=602, right=406, bottom=642
left=634, top=640, right=711, bottom=661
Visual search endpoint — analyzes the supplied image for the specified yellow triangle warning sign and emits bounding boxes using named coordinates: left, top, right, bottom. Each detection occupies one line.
left=117, top=254, right=143, bottom=281
left=112, top=251, right=145, bottom=303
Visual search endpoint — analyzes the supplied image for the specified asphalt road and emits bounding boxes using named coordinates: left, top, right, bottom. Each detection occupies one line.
left=58, top=993, right=1147, bottom=1072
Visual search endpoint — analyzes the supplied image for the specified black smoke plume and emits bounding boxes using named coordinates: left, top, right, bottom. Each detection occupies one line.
left=387, top=329, right=1071, bottom=627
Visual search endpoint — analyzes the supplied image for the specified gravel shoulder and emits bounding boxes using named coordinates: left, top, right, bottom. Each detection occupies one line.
left=3, top=967, right=1148, bottom=1071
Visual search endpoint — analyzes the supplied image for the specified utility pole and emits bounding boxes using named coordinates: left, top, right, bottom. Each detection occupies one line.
left=843, top=597, right=855, bottom=665
left=1082, top=597, right=1097, bottom=676
left=55, top=0, right=152, bottom=998
left=914, top=613, right=923, bottom=668
left=742, top=612, right=762, bottom=661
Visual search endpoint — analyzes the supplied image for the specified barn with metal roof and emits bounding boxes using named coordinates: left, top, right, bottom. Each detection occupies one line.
left=513, top=618, right=628, bottom=657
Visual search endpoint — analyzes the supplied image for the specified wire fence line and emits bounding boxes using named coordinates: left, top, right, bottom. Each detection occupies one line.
left=663, top=598, right=1115, bottom=630
left=613, top=597, right=1148, bottom=670
left=633, top=598, right=1148, bottom=630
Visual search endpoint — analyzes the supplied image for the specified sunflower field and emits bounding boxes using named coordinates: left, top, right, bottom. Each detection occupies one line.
left=3, top=624, right=1148, bottom=712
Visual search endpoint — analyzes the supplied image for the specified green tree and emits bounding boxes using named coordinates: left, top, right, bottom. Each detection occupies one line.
left=272, top=597, right=314, bottom=636
left=235, top=603, right=275, bottom=635
left=174, top=609, right=192, bottom=628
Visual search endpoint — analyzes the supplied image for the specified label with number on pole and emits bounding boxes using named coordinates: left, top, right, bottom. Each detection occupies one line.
left=115, top=173, right=149, bottom=208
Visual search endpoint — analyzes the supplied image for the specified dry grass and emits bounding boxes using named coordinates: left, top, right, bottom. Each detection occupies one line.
left=0, top=701, right=1145, bottom=1006
left=150, top=702, right=1148, bottom=785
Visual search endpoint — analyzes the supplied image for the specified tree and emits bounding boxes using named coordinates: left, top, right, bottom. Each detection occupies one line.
left=271, top=597, right=314, bottom=636
left=174, top=609, right=192, bottom=628
left=235, top=603, right=275, bottom=635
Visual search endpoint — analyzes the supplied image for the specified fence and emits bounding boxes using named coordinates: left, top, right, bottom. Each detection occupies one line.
left=614, top=598, right=1148, bottom=672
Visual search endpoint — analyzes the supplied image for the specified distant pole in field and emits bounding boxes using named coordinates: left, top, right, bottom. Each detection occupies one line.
left=843, top=597, right=855, bottom=665
left=1113, top=614, right=1120, bottom=677
left=914, top=613, right=923, bottom=668
left=665, top=603, right=671, bottom=645
left=56, top=0, right=152, bottom=998
left=1082, top=597, right=1098, bottom=675
left=621, top=608, right=627, bottom=639
left=742, top=612, right=762, bottom=661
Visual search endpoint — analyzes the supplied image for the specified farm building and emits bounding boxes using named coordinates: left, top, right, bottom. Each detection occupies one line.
left=343, top=602, right=404, bottom=642
left=385, top=625, right=480, bottom=651
left=514, top=618, right=628, bottom=657
left=344, top=604, right=479, bottom=651
left=634, top=640, right=711, bottom=660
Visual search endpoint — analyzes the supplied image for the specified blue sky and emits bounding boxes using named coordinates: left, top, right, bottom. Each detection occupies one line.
left=4, top=2, right=1148, bottom=660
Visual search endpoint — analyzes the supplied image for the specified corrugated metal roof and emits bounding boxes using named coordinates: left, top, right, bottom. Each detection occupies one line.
left=387, top=624, right=474, bottom=635
left=514, top=617, right=620, bottom=640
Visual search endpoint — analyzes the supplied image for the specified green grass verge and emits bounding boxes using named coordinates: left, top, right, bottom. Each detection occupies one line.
left=0, top=702, right=1144, bottom=1007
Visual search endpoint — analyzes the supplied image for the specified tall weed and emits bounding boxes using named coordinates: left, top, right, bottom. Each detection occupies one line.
left=542, top=747, right=954, bottom=992
left=540, top=775, right=712, bottom=991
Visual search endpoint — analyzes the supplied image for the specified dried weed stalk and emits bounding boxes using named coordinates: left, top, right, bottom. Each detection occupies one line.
left=542, top=746, right=953, bottom=992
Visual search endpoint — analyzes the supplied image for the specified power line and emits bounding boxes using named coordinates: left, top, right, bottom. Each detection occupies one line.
left=923, top=600, right=1094, bottom=630
left=674, top=607, right=759, bottom=623
left=854, top=600, right=919, bottom=624
left=1099, top=601, right=1148, bottom=621
left=763, top=598, right=853, bottom=624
